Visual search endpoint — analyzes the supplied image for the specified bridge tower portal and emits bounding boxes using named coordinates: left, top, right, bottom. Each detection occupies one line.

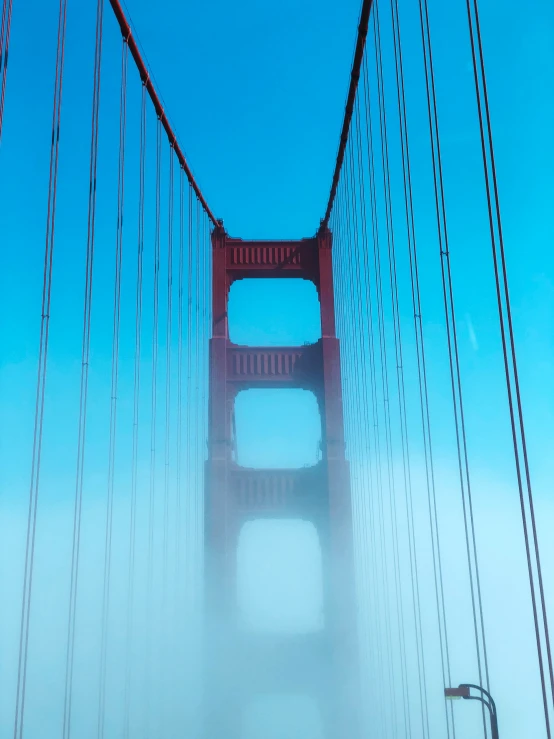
left=204, top=224, right=360, bottom=738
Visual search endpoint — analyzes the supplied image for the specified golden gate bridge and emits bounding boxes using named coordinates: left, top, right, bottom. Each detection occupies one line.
left=0, top=0, right=552, bottom=737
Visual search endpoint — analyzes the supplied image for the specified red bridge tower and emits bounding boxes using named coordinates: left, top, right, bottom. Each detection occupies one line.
left=204, top=224, right=360, bottom=737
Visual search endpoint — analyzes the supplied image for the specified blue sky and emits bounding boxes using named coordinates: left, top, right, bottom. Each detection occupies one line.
left=1, top=0, right=554, bottom=737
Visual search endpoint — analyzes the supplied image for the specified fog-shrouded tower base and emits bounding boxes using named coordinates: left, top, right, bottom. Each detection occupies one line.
left=204, top=224, right=360, bottom=737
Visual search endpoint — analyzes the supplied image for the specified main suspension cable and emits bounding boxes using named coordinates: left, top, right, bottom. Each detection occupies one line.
left=107, top=0, right=217, bottom=226
left=323, top=0, right=374, bottom=226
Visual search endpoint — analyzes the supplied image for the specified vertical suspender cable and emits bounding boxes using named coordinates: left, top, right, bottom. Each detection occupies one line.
left=332, top=175, right=363, bottom=721
left=345, top=129, right=387, bottom=736
left=123, top=79, right=147, bottom=739
left=387, top=0, right=435, bottom=734
left=199, top=205, right=209, bottom=617
left=334, top=186, right=375, bottom=729
left=363, top=17, right=457, bottom=728
left=173, top=167, right=185, bottom=719
left=13, top=1, right=68, bottom=736
left=180, top=182, right=193, bottom=720
left=353, top=77, right=397, bottom=739
left=347, top=132, right=396, bottom=736
left=98, top=33, right=128, bottom=739
left=345, top=121, right=388, bottom=735
left=0, top=0, right=13, bottom=140
left=62, top=0, right=104, bottom=736
left=145, top=115, right=162, bottom=738
left=371, top=7, right=414, bottom=732
left=353, top=86, right=390, bottom=733
left=161, top=142, right=174, bottom=731
left=464, top=0, right=554, bottom=730
left=176, top=168, right=184, bottom=566
left=185, top=184, right=193, bottom=602
left=164, top=148, right=174, bottom=597
left=417, top=0, right=491, bottom=734
left=194, top=197, right=201, bottom=601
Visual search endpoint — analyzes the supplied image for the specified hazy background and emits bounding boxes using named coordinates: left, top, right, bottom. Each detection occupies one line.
left=1, top=0, right=554, bottom=737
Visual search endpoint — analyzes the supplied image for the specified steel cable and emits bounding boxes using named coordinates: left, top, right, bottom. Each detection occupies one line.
left=13, top=1, right=69, bottom=736
left=145, top=116, right=162, bottom=737
left=123, top=79, right=147, bottom=739
left=62, top=1, right=104, bottom=734
left=464, top=0, right=553, bottom=731
left=417, top=0, right=491, bottom=734
left=97, top=35, right=128, bottom=739
left=0, top=0, right=13, bottom=140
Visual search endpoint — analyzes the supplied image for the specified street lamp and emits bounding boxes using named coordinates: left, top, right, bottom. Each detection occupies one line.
left=445, top=684, right=499, bottom=739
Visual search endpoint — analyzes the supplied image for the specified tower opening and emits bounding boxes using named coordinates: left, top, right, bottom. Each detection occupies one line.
left=237, top=519, right=324, bottom=634
left=233, top=388, right=321, bottom=469
left=228, top=278, right=321, bottom=347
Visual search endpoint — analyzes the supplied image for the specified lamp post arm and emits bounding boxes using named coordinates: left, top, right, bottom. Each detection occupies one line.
left=463, top=694, right=499, bottom=739
left=460, top=683, right=498, bottom=718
